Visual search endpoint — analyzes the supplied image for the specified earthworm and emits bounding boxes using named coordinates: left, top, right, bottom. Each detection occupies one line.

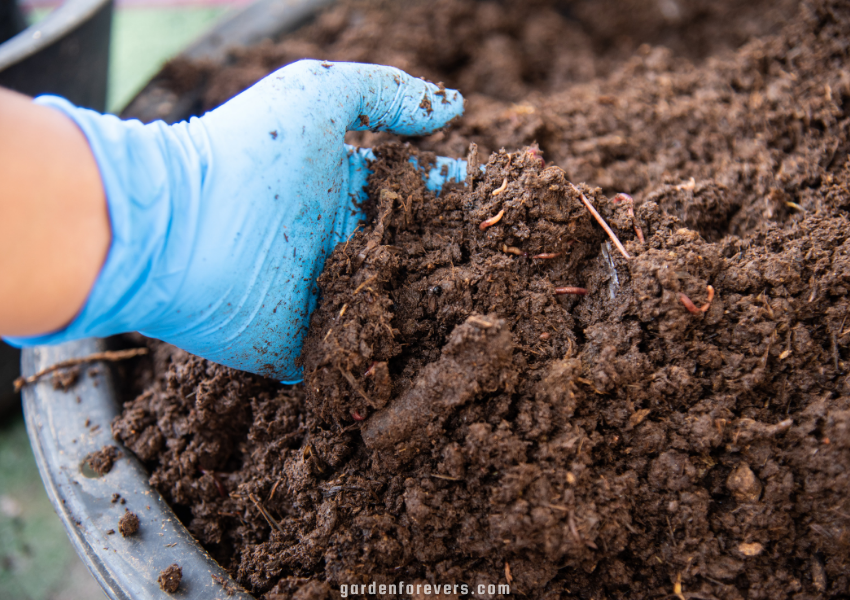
left=363, top=362, right=378, bottom=377
left=200, top=469, right=226, bottom=498
left=679, top=285, right=715, bottom=314
left=532, top=252, right=561, bottom=259
left=479, top=209, right=505, bottom=231
left=351, top=410, right=366, bottom=421
left=502, top=244, right=526, bottom=256
left=527, top=147, right=545, bottom=167
left=554, top=287, right=587, bottom=295
left=491, top=178, right=508, bottom=196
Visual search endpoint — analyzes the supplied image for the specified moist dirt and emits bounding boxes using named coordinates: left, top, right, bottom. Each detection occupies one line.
left=114, top=0, right=850, bottom=598
left=158, top=564, right=183, bottom=593
left=118, top=510, right=140, bottom=537
left=85, top=445, right=119, bottom=476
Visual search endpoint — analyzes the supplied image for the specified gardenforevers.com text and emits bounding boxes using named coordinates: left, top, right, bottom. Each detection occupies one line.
left=340, top=582, right=510, bottom=597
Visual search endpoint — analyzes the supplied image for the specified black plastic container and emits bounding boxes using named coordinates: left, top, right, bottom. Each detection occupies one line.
left=0, top=0, right=113, bottom=110
left=21, top=1, right=334, bottom=598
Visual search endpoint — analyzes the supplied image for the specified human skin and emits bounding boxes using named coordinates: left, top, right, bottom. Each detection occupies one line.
left=0, top=87, right=110, bottom=336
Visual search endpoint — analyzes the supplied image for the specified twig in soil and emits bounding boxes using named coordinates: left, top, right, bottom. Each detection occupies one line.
left=467, top=315, right=495, bottom=329
left=554, top=287, right=588, bottom=296
left=479, top=209, right=505, bottom=231
left=569, top=183, right=631, bottom=259
left=268, top=479, right=282, bottom=502
left=430, top=474, right=461, bottom=481
left=342, top=224, right=361, bottom=254
left=13, top=348, right=149, bottom=392
left=679, top=286, right=715, bottom=314
left=249, top=493, right=283, bottom=534
left=337, top=365, right=373, bottom=405
left=505, top=562, right=513, bottom=585
left=353, top=274, right=378, bottom=295
left=611, top=193, right=645, bottom=243
left=491, top=178, right=508, bottom=196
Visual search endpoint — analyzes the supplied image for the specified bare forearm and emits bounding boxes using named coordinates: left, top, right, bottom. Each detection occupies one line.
left=0, top=88, right=110, bottom=337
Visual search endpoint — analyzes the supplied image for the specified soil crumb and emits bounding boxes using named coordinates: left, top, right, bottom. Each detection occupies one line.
left=85, top=445, right=118, bottom=476
left=118, top=510, right=139, bottom=537
left=114, top=0, right=850, bottom=598
left=52, top=367, right=80, bottom=391
left=158, top=564, right=182, bottom=593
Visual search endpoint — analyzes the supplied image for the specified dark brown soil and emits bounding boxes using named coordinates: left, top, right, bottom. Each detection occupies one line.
left=85, top=445, right=119, bottom=476
left=158, top=564, right=182, bottom=593
left=118, top=510, right=139, bottom=537
left=114, top=0, right=850, bottom=598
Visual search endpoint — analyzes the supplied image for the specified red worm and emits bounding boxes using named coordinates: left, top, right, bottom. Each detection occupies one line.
left=479, top=209, right=505, bottom=231
left=612, top=192, right=646, bottom=244
left=351, top=410, right=366, bottom=421
left=680, top=285, right=715, bottom=314
left=554, top=287, right=587, bottom=295
left=532, top=253, right=561, bottom=259
left=527, top=147, right=545, bottom=167
left=200, top=469, right=226, bottom=498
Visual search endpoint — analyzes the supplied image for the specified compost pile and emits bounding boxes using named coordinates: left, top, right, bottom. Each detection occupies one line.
left=114, top=0, right=850, bottom=598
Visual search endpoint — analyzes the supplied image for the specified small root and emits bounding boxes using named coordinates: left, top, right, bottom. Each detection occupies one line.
left=353, top=274, right=378, bottom=295
left=479, top=209, right=505, bottom=231
left=336, top=365, right=373, bottom=405
left=571, top=184, right=630, bottom=259
left=14, top=348, right=149, bottom=392
left=249, top=493, right=284, bottom=534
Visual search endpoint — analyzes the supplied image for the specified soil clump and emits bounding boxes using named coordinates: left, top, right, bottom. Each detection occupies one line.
left=114, top=0, right=850, bottom=598
left=118, top=510, right=140, bottom=537
left=158, top=564, right=183, bottom=593
left=85, top=445, right=119, bottom=476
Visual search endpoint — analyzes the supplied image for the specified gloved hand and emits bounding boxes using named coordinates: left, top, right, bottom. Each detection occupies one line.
left=5, top=60, right=468, bottom=382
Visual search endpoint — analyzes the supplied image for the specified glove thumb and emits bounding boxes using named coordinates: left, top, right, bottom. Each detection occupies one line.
left=323, top=61, right=464, bottom=135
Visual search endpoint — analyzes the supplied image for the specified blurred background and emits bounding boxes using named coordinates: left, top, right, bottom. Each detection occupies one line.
left=0, top=0, right=243, bottom=596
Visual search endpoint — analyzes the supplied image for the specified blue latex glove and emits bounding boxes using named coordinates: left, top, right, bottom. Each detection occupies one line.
left=5, top=60, right=468, bottom=382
